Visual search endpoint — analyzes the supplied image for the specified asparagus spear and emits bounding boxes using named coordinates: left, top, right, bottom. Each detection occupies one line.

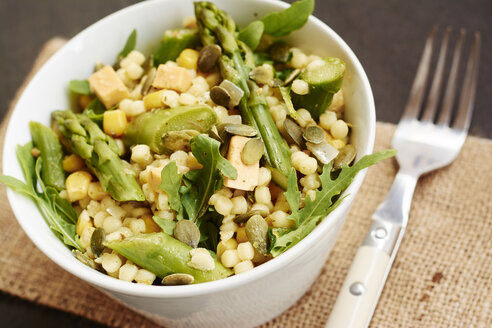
left=29, top=122, right=66, bottom=191
left=106, top=232, right=232, bottom=283
left=195, top=2, right=292, bottom=185
left=52, top=110, right=145, bottom=202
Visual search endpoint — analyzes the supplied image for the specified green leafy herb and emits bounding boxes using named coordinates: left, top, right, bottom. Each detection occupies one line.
left=238, top=21, right=264, bottom=51
left=158, top=161, right=184, bottom=220
left=279, top=86, right=299, bottom=120
left=153, top=29, right=200, bottom=67
left=118, top=29, right=137, bottom=59
left=261, top=0, right=314, bottom=37
left=69, top=80, right=91, bottom=95
left=0, top=143, right=82, bottom=251
left=254, top=52, right=274, bottom=66
left=82, top=98, right=106, bottom=125
left=270, top=150, right=396, bottom=257
left=152, top=216, right=176, bottom=235
left=181, top=134, right=237, bottom=223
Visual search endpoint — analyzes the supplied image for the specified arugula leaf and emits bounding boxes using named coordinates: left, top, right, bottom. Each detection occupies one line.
left=261, top=0, right=315, bottom=37
left=238, top=21, right=264, bottom=51
left=69, top=80, right=91, bottom=95
left=0, top=144, right=82, bottom=251
left=284, top=168, right=301, bottom=219
left=118, top=29, right=137, bottom=59
left=279, top=86, right=299, bottom=120
left=270, top=150, right=396, bottom=257
left=152, top=216, right=176, bottom=235
left=82, top=98, right=106, bottom=125
left=158, top=161, right=184, bottom=220
left=181, top=134, right=237, bottom=223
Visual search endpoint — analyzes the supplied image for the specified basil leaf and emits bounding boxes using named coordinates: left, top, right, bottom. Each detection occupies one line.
left=69, top=80, right=91, bottom=95
left=238, top=21, right=264, bottom=51
left=261, top=0, right=315, bottom=37
left=118, top=29, right=137, bottom=59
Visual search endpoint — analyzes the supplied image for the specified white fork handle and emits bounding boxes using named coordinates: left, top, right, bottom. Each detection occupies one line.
left=325, top=246, right=390, bottom=328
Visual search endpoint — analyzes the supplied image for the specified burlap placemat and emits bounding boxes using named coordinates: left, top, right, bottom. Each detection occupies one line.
left=1, top=39, right=491, bottom=328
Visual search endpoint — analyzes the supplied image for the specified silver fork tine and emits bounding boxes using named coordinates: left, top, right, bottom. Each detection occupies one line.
left=452, top=32, right=481, bottom=132
left=421, top=27, right=451, bottom=122
left=401, top=26, right=438, bottom=120
left=437, top=29, right=466, bottom=126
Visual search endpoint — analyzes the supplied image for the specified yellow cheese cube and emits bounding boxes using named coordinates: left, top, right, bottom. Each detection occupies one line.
left=224, top=136, right=259, bottom=191
left=103, top=110, right=128, bottom=137
left=152, top=65, right=192, bottom=92
left=148, top=166, right=164, bottom=192
left=88, top=65, right=130, bottom=108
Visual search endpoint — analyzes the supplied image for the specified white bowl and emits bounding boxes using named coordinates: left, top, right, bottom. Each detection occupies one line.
left=3, top=0, right=375, bottom=327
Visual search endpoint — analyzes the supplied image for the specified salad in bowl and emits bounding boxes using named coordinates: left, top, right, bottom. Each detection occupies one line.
left=1, top=0, right=393, bottom=287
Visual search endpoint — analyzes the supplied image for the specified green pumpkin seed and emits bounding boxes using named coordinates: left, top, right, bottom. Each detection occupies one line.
left=333, top=144, right=357, bottom=170
left=269, top=42, right=290, bottom=63
left=245, top=214, right=269, bottom=255
left=249, top=65, right=274, bottom=85
left=163, top=130, right=199, bottom=153
left=223, top=124, right=257, bottom=137
left=306, top=141, right=339, bottom=164
left=73, top=250, right=104, bottom=272
left=303, top=125, right=325, bottom=144
left=233, top=210, right=264, bottom=224
left=141, top=67, right=156, bottom=96
left=210, top=86, right=231, bottom=108
left=283, top=118, right=304, bottom=148
left=221, top=115, right=242, bottom=125
left=246, top=190, right=256, bottom=204
left=198, top=45, right=222, bottom=73
left=90, top=228, right=106, bottom=257
left=220, top=80, right=244, bottom=107
left=284, top=68, right=301, bottom=85
left=209, top=125, right=223, bottom=142
left=162, top=273, right=194, bottom=286
left=173, top=220, right=200, bottom=248
left=241, top=138, right=264, bottom=165
left=269, top=78, right=284, bottom=88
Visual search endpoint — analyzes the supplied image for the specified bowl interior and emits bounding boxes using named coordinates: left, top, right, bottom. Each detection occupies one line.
left=2, top=0, right=374, bottom=297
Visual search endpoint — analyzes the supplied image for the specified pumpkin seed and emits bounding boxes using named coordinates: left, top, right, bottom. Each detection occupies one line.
left=209, top=125, right=223, bottom=142
left=220, top=80, right=244, bottom=107
left=141, top=67, right=156, bottom=96
left=223, top=124, right=257, bottom=137
left=333, top=144, right=357, bottom=170
left=90, top=228, right=106, bottom=257
left=245, top=214, right=269, bottom=255
left=163, top=130, right=199, bottom=153
left=249, top=65, right=274, bottom=85
left=268, top=78, right=284, bottom=88
left=210, top=86, right=231, bottom=108
left=303, top=125, right=325, bottom=144
left=173, top=220, right=200, bottom=248
left=283, top=118, right=305, bottom=148
left=221, top=115, right=242, bottom=125
left=284, top=68, right=301, bottom=85
left=73, top=250, right=104, bottom=272
left=162, top=273, right=195, bottom=286
left=241, top=138, right=264, bottom=164
left=269, top=42, right=290, bottom=63
left=198, top=45, right=222, bottom=73
left=233, top=210, right=264, bottom=224
left=246, top=190, right=256, bottom=204
left=306, top=141, right=339, bottom=164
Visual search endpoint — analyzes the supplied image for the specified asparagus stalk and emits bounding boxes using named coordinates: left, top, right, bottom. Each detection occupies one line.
left=195, top=2, right=292, bottom=184
left=29, top=122, right=66, bottom=191
left=52, top=110, right=145, bottom=202
left=106, top=232, right=232, bottom=283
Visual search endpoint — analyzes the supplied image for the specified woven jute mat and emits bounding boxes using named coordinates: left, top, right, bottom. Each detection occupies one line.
left=1, top=38, right=491, bottom=328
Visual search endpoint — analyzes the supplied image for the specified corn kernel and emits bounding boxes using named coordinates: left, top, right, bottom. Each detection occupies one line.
left=66, top=171, right=92, bottom=202
left=62, top=154, right=85, bottom=173
left=103, top=110, right=128, bottom=137
left=88, top=182, right=108, bottom=201
left=143, top=89, right=165, bottom=109
left=177, top=49, right=199, bottom=70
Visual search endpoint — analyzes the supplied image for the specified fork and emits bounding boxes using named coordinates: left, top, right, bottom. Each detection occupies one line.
left=326, top=27, right=481, bottom=328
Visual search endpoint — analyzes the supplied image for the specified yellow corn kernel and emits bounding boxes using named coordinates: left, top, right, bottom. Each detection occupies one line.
left=66, top=171, right=92, bottom=202
left=177, top=49, right=199, bottom=70
left=78, top=95, right=93, bottom=110
left=76, top=210, right=93, bottom=236
left=62, top=154, right=85, bottom=172
left=103, top=110, right=128, bottom=137
left=142, top=215, right=161, bottom=233
left=143, top=89, right=165, bottom=109
left=327, top=138, right=346, bottom=150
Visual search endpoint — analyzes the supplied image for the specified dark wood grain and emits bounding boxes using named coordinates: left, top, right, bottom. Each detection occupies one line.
left=0, top=0, right=490, bottom=327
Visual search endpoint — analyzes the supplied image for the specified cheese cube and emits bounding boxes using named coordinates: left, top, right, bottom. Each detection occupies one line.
left=224, top=136, right=259, bottom=191
left=152, top=65, right=192, bottom=92
left=88, top=66, right=130, bottom=108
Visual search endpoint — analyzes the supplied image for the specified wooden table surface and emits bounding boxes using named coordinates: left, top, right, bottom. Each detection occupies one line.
left=0, top=0, right=491, bottom=327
